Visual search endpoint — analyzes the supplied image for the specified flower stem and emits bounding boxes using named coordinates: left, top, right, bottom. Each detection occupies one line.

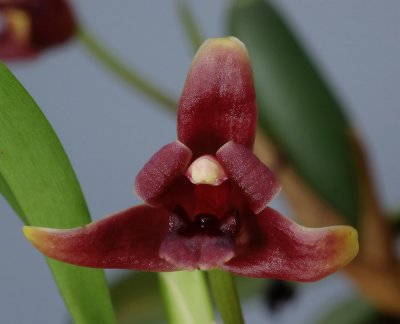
left=176, top=0, right=204, bottom=53
left=159, top=271, right=215, bottom=324
left=76, top=26, right=177, bottom=113
left=208, top=270, right=244, bottom=324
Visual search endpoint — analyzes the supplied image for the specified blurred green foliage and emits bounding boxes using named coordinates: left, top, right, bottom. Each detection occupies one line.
left=229, top=0, right=360, bottom=226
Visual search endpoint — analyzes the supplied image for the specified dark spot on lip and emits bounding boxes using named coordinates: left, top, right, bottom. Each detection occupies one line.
left=195, top=213, right=218, bottom=229
left=171, top=205, right=241, bottom=237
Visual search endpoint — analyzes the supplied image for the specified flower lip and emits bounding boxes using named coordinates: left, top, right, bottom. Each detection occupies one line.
left=159, top=208, right=239, bottom=270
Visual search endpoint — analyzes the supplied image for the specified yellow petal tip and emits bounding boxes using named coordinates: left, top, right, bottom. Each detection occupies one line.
left=192, top=36, right=250, bottom=66
left=23, top=226, right=49, bottom=245
left=337, top=226, right=359, bottom=266
left=23, top=226, right=35, bottom=241
left=203, top=36, right=248, bottom=54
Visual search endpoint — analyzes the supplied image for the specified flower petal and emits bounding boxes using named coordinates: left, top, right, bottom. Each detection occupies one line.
left=0, top=0, right=76, bottom=60
left=27, top=0, right=76, bottom=48
left=0, top=34, right=38, bottom=60
left=177, top=37, right=257, bottom=157
left=23, top=205, right=178, bottom=271
left=134, top=141, right=192, bottom=206
left=223, top=207, right=358, bottom=281
left=0, top=8, right=37, bottom=59
left=216, top=141, right=280, bottom=214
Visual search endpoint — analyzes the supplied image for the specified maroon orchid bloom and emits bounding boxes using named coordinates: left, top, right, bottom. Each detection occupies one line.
left=24, top=37, right=358, bottom=281
left=0, top=0, right=76, bottom=59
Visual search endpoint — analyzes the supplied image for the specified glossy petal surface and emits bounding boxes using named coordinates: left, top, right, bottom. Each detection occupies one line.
left=24, top=205, right=177, bottom=271
left=217, top=141, right=280, bottom=213
left=135, top=141, right=192, bottom=206
left=223, top=207, right=358, bottom=281
left=177, top=37, right=257, bottom=157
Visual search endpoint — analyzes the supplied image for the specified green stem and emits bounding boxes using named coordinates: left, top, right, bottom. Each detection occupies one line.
left=208, top=270, right=244, bottom=324
left=76, top=26, right=177, bottom=113
left=159, top=271, right=215, bottom=324
left=176, top=0, right=204, bottom=53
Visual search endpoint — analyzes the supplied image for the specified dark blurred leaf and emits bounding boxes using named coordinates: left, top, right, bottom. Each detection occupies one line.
left=229, top=0, right=360, bottom=225
left=234, top=275, right=267, bottom=299
left=389, top=210, right=400, bottom=233
left=0, top=62, right=116, bottom=323
left=111, top=272, right=165, bottom=324
left=264, top=280, right=296, bottom=312
left=318, top=297, right=374, bottom=324
left=317, top=296, right=400, bottom=324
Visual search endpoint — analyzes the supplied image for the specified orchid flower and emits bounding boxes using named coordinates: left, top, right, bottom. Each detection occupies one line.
left=24, top=37, right=358, bottom=281
left=0, top=0, right=75, bottom=59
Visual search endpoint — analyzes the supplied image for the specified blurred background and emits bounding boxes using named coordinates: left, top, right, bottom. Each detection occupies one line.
left=1, top=0, right=399, bottom=323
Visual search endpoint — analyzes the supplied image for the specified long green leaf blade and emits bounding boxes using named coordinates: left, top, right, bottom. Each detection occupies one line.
left=0, top=62, right=116, bottom=324
left=229, top=0, right=360, bottom=225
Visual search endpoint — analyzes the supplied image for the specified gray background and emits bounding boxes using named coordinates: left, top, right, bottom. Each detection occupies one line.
left=1, top=0, right=399, bottom=323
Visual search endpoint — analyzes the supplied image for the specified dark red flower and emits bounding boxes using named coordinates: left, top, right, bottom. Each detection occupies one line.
left=24, top=37, right=358, bottom=281
left=0, top=0, right=76, bottom=59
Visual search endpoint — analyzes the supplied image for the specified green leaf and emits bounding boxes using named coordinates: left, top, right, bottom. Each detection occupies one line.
left=109, top=272, right=266, bottom=324
left=0, top=174, right=26, bottom=222
left=0, top=62, right=116, bottom=324
left=208, top=270, right=244, bottom=324
left=229, top=0, right=360, bottom=225
left=111, top=272, right=165, bottom=324
left=234, top=275, right=267, bottom=300
left=317, top=297, right=378, bottom=324
left=159, top=271, right=215, bottom=324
